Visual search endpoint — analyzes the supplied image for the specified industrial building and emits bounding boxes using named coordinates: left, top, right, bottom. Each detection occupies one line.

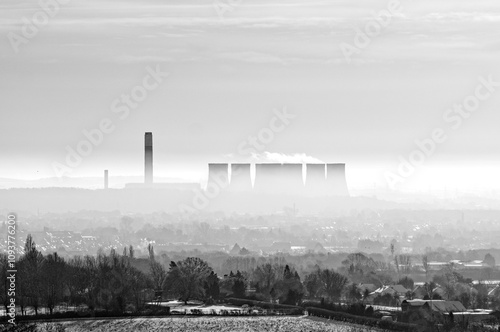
left=121, top=132, right=350, bottom=197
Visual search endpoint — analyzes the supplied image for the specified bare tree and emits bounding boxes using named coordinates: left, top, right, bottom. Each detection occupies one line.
left=253, top=263, right=277, bottom=294
left=150, top=261, right=168, bottom=302
left=82, top=255, right=99, bottom=310
left=19, top=235, right=44, bottom=315
left=41, top=252, right=66, bottom=315
left=318, top=269, right=349, bottom=303
left=347, top=283, right=361, bottom=303
left=304, top=269, right=322, bottom=298
left=128, top=265, right=149, bottom=312
left=168, top=257, right=212, bottom=304
left=398, top=254, right=411, bottom=275
left=66, top=256, right=89, bottom=307
left=0, top=254, right=8, bottom=314
left=147, top=244, right=167, bottom=303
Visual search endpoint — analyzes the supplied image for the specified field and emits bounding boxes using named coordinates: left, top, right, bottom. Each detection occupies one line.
left=20, top=316, right=388, bottom=332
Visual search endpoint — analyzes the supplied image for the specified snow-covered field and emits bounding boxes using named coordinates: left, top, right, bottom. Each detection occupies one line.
left=30, top=316, right=387, bottom=332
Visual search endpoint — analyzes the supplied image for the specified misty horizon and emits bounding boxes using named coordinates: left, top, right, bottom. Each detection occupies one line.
left=2, top=0, right=500, bottom=195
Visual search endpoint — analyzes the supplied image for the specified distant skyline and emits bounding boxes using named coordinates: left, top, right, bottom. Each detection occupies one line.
left=1, top=0, right=500, bottom=193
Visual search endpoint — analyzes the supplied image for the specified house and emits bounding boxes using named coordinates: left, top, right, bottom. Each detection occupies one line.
left=427, top=261, right=449, bottom=271
left=452, top=260, right=488, bottom=270
left=472, top=280, right=500, bottom=286
left=402, top=299, right=466, bottom=314
left=391, top=285, right=409, bottom=294
left=370, top=285, right=409, bottom=296
left=462, top=260, right=487, bottom=269
left=432, top=285, right=446, bottom=299
left=367, top=285, right=409, bottom=303
left=488, top=285, right=499, bottom=298
left=402, top=300, right=491, bottom=325
left=413, top=283, right=445, bottom=299
left=359, top=283, right=377, bottom=293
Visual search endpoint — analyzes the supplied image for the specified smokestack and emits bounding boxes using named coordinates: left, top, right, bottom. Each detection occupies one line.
left=145, top=132, right=153, bottom=184
left=229, top=163, right=252, bottom=192
left=326, top=163, right=349, bottom=196
left=306, top=164, right=326, bottom=196
left=207, top=163, right=229, bottom=191
left=104, top=170, right=108, bottom=189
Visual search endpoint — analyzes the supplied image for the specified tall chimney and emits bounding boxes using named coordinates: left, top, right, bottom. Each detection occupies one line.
left=104, top=170, right=109, bottom=189
left=145, top=132, right=153, bottom=184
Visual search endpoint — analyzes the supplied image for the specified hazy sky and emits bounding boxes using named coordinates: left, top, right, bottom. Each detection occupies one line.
left=1, top=0, right=500, bottom=192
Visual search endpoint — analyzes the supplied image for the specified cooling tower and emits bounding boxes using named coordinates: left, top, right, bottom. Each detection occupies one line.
left=254, top=163, right=304, bottom=194
left=326, top=163, right=349, bottom=196
left=145, top=132, right=153, bottom=184
left=229, top=163, right=252, bottom=192
left=254, top=163, right=282, bottom=194
left=279, top=163, right=304, bottom=195
left=305, top=164, right=326, bottom=196
left=207, top=163, right=229, bottom=190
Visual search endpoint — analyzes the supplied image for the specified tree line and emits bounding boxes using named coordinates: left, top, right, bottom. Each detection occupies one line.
left=0, top=235, right=353, bottom=316
left=5, top=235, right=499, bottom=317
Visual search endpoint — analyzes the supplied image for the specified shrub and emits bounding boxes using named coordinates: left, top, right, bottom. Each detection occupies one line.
left=346, top=303, right=366, bottom=316
left=244, top=293, right=268, bottom=301
left=301, top=300, right=347, bottom=313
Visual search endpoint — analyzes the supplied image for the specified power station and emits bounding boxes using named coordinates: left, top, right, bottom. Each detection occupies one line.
left=122, top=132, right=350, bottom=197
